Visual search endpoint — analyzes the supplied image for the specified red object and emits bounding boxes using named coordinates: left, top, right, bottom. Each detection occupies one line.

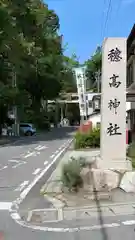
left=78, top=120, right=92, bottom=133
left=126, top=129, right=128, bottom=144
left=0, top=232, right=4, bottom=240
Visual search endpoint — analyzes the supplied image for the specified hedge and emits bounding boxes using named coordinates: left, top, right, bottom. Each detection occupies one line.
left=74, top=128, right=100, bottom=149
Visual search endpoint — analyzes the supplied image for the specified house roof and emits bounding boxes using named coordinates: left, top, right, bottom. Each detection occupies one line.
left=127, top=24, right=135, bottom=49
left=127, top=24, right=135, bottom=59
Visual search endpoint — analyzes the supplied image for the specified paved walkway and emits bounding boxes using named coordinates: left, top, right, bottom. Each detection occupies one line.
left=27, top=202, right=135, bottom=224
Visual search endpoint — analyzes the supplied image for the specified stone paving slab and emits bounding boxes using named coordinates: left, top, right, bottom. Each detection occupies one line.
left=109, top=205, right=135, bottom=215
left=63, top=207, right=114, bottom=220
left=28, top=209, right=58, bottom=223
left=27, top=203, right=135, bottom=224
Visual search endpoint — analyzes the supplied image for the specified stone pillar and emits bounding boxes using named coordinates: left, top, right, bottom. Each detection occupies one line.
left=100, top=38, right=129, bottom=170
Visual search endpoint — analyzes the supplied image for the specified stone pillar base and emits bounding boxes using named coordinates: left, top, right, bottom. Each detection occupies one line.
left=96, top=155, right=132, bottom=171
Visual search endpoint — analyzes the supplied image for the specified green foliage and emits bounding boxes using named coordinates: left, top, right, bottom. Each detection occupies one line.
left=61, top=157, right=83, bottom=192
left=74, top=128, right=100, bottom=149
left=127, top=142, right=135, bottom=169
left=61, top=54, right=80, bottom=93
left=0, top=0, right=67, bottom=129
left=85, top=46, right=102, bottom=92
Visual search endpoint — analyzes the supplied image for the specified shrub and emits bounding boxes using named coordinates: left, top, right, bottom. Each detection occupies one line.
left=74, top=128, right=100, bottom=149
left=127, top=142, right=135, bottom=169
left=61, top=157, right=83, bottom=192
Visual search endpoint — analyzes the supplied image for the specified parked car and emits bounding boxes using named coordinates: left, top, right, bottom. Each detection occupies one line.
left=19, top=123, right=36, bottom=136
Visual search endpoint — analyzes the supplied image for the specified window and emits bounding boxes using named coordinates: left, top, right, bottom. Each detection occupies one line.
left=127, top=63, right=133, bottom=87
left=71, top=96, right=78, bottom=101
left=96, top=122, right=100, bottom=128
left=88, top=100, right=93, bottom=108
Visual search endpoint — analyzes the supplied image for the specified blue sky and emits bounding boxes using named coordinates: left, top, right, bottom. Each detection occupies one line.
left=45, top=0, right=135, bottom=63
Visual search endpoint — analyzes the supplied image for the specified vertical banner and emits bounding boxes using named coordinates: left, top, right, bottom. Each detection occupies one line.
left=74, top=67, right=87, bottom=117
left=101, top=38, right=126, bottom=165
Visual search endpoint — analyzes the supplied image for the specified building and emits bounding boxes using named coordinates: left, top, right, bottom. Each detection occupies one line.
left=48, top=92, right=100, bottom=120
left=127, top=24, right=135, bottom=138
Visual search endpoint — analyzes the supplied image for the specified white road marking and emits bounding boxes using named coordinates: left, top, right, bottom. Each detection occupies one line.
left=15, top=181, right=29, bottom=192
left=10, top=212, right=21, bottom=220
left=19, top=140, right=72, bottom=202
left=12, top=160, right=26, bottom=169
left=35, top=145, right=42, bottom=150
left=44, top=161, right=48, bottom=165
left=8, top=160, right=19, bottom=163
left=0, top=202, right=12, bottom=210
left=37, top=146, right=47, bottom=150
left=55, top=150, right=59, bottom=154
left=50, top=154, right=55, bottom=159
left=24, top=152, right=35, bottom=158
left=10, top=214, right=121, bottom=232
left=122, top=220, right=135, bottom=225
left=0, top=166, right=8, bottom=171
left=36, top=152, right=40, bottom=155
left=32, top=168, right=41, bottom=175
left=59, top=146, right=62, bottom=150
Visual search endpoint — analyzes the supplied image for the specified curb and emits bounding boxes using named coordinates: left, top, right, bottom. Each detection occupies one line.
left=0, top=137, right=26, bottom=147
left=10, top=204, right=135, bottom=233
left=26, top=201, right=135, bottom=223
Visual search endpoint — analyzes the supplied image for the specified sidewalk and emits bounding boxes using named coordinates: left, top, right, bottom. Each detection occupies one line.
left=20, top=149, right=135, bottom=225
left=27, top=202, right=135, bottom=225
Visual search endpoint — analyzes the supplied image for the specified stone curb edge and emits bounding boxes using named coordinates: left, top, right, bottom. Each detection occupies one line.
left=26, top=202, right=135, bottom=223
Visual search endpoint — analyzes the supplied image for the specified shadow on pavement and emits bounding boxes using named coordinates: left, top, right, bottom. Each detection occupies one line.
left=0, top=127, right=76, bottom=147
left=92, top=171, right=108, bottom=240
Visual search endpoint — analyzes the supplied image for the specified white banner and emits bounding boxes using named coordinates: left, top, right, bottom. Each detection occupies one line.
left=74, top=67, right=87, bottom=117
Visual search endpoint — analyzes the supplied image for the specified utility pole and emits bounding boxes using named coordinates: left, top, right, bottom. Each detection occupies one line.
left=12, top=71, right=20, bottom=136
left=96, top=70, right=101, bottom=93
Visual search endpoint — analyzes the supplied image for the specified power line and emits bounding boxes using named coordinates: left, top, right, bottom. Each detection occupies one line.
left=101, top=0, right=107, bottom=40
left=115, top=0, right=122, bottom=25
left=102, top=0, right=112, bottom=39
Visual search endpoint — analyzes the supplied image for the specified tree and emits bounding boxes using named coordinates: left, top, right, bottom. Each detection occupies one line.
left=0, top=0, right=64, bottom=131
left=85, top=46, right=102, bottom=92
left=61, top=54, right=80, bottom=93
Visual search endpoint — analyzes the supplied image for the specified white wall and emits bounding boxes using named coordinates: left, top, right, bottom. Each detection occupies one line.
left=88, top=114, right=101, bottom=128
left=89, top=101, right=131, bottom=129
left=86, top=92, right=99, bottom=116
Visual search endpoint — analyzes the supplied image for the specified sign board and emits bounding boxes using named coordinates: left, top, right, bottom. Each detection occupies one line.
left=74, top=67, right=87, bottom=117
left=101, top=38, right=126, bottom=166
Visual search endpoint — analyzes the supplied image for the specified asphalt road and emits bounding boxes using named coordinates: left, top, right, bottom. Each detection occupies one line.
left=0, top=212, right=135, bottom=240
left=0, top=127, right=74, bottom=203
